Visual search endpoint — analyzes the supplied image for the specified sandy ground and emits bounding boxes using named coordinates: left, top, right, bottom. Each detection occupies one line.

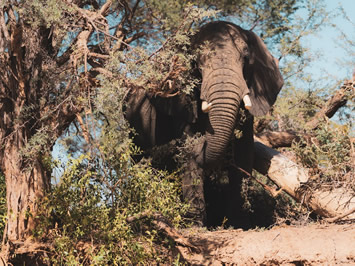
left=179, top=221, right=355, bottom=265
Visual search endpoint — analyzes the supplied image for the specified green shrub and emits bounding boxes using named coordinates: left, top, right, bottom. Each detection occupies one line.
left=293, top=121, right=353, bottom=188
left=38, top=150, right=188, bottom=264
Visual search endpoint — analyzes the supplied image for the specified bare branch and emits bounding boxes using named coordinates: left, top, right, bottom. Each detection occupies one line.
left=126, top=211, right=199, bottom=252
left=125, top=31, right=145, bottom=44
left=306, top=79, right=354, bottom=129
left=88, top=52, right=110, bottom=59
left=255, top=131, right=299, bottom=148
left=326, top=207, right=355, bottom=223
left=76, top=113, right=91, bottom=144
left=57, top=0, right=114, bottom=66
left=99, top=0, right=112, bottom=16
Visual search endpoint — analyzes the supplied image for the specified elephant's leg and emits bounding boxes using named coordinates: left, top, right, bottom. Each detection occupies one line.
left=182, top=159, right=206, bottom=226
left=227, top=113, right=254, bottom=228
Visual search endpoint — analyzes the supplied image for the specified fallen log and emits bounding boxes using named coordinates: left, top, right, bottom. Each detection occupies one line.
left=253, top=140, right=355, bottom=219
left=255, top=130, right=299, bottom=148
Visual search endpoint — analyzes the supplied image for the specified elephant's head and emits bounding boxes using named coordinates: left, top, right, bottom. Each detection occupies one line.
left=193, top=21, right=283, bottom=166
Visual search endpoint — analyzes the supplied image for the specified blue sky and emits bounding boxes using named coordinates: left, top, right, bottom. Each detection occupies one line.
left=304, top=0, right=354, bottom=82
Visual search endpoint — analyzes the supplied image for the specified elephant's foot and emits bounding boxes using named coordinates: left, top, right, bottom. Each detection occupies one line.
left=185, top=201, right=206, bottom=227
left=182, top=160, right=206, bottom=226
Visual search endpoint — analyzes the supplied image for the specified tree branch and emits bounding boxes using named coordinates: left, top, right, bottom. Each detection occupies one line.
left=126, top=211, right=199, bottom=252
left=306, top=79, right=354, bottom=130
left=257, top=78, right=354, bottom=148
left=326, top=207, right=355, bottom=223
left=255, top=131, right=299, bottom=148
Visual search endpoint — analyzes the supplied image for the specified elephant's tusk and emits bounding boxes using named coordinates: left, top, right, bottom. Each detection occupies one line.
left=243, top=95, right=252, bottom=110
left=201, top=101, right=212, bottom=113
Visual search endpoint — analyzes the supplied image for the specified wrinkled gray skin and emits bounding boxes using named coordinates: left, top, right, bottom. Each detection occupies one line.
left=124, top=21, right=283, bottom=226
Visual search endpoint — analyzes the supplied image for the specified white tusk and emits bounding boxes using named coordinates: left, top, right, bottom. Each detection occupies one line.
left=201, top=101, right=212, bottom=113
left=243, top=94, right=252, bottom=110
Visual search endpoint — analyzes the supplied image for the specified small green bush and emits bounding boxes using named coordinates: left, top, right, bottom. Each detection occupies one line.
left=293, top=121, right=353, bottom=188
left=38, top=150, right=188, bottom=264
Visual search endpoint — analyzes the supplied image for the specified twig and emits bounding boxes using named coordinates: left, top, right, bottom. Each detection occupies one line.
left=145, top=7, right=194, bottom=61
left=232, top=164, right=283, bottom=197
left=75, top=113, right=91, bottom=144
left=88, top=52, right=110, bottom=59
left=126, top=211, right=199, bottom=252
left=325, top=207, right=355, bottom=223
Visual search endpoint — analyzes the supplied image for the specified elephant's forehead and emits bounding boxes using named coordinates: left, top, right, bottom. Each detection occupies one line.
left=198, top=44, right=247, bottom=70
left=197, top=35, right=248, bottom=66
left=201, top=52, right=239, bottom=71
left=199, top=33, right=247, bottom=51
left=196, top=22, right=248, bottom=48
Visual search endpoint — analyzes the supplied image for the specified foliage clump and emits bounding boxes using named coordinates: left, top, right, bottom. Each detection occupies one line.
left=38, top=151, right=188, bottom=264
left=293, top=122, right=354, bottom=189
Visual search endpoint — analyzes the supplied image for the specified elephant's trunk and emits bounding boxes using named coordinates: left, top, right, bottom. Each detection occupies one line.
left=201, top=85, right=240, bottom=165
left=197, top=60, right=249, bottom=166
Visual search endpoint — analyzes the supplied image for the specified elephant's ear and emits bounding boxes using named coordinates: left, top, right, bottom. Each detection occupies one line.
left=124, top=88, right=199, bottom=148
left=150, top=93, right=198, bottom=124
left=245, top=30, right=284, bottom=116
left=124, top=88, right=157, bottom=148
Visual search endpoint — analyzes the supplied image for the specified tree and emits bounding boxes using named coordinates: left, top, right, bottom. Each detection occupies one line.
left=1, top=0, right=330, bottom=262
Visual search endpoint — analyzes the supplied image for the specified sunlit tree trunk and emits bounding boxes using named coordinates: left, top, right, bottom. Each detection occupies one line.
left=3, top=140, right=49, bottom=241
left=0, top=20, right=79, bottom=244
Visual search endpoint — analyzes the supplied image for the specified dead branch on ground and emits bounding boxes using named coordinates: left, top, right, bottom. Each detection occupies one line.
left=253, top=141, right=355, bottom=220
left=126, top=211, right=199, bottom=256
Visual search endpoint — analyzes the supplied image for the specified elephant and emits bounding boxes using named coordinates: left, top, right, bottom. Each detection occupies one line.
left=124, top=21, right=283, bottom=227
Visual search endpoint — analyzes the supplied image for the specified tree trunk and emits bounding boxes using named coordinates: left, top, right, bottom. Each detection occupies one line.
left=2, top=136, right=49, bottom=242
left=0, top=20, right=79, bottom=246
left=253, top=141, right=355, bottom=219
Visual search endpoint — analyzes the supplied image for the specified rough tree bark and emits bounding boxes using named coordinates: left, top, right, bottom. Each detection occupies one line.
left=0, top=4, right=85, bottom=246
left=2, top=140, right=50, bottom=241
left=0, top=23, right=53, bottom=242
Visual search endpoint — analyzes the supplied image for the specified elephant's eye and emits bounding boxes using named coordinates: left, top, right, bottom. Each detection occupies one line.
left=244, top=54, right=250, bottom=65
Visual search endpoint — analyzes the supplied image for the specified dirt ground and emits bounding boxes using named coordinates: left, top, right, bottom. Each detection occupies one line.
left=178, top=221, right=355, bottom=265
